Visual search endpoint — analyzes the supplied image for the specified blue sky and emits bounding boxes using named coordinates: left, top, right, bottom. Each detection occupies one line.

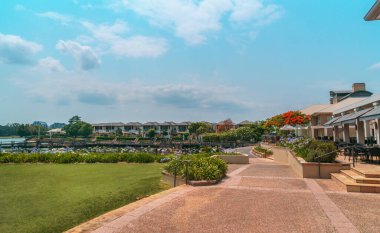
left=0, top=0, right=379, bottom=125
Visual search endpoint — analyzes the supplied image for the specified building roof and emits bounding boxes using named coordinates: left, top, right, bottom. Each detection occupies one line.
left=334, top=93, right=380, bottom=115
left=237, top=120, right=254, bottom=125
left=333, top=108, right=373, bottom=125
left=177, top=121, right=191, bottom=126
left=322, top=97, right=367, bottom=114
left=330, top=90, right=352, bottom=95
left=360, top=107, right=380, bottom=121
left=125, top=122, right=142, bottom=126
left=323, top=116, right=342, bottom=126
left=301, top=104, right=331, bottom=116
left=143, top=122, right=159, bottom=126
left=92, top=122, right=124, bottom=127
left=300, top=97, right=367, bottom=116
left=365, top=0, right=380, bottom=21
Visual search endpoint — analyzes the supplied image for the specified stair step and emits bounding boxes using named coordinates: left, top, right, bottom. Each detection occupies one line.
left=341, top=170, right=380, bottom=184
left=351, top=167, right=380, bottom=178
left=331, top=173, right=380, bottom=193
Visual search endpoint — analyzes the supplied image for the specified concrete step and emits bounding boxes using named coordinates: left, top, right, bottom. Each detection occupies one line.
left=331, top=173, right=380, bottom=193
left=351, top=167, right=380, bottom=178
left=340, top=170, right=380, bottom=184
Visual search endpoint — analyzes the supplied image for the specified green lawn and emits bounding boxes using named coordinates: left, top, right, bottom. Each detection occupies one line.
left=0, top=163, right=167, bottom=233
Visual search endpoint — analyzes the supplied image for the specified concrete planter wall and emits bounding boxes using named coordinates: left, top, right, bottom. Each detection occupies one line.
left=213, top=154, right=249, bottom=164
left=162, top=171, right=220, bottom=187
left=162, top=171, right=186, bottom=187
left=269, top=146, right=350, bottom=179
left=251, top=149, right=272, bottom=158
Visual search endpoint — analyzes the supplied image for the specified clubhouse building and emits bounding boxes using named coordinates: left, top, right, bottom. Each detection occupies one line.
left=301, top=83, right=380, bottom=146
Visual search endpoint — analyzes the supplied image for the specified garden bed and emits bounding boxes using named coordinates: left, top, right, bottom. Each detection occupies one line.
left=270, top=145, right=350, bottom=178
left=161, top=171, right=219, bottom=186
left=212, top=154, right=249, bottom=164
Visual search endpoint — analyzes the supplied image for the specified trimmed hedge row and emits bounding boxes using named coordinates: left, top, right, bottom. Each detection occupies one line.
left=0, top=152, right=172, bottom=164
left=164, top=155, right=227, bottom=181
left=253, top=145, right=273, bottom=155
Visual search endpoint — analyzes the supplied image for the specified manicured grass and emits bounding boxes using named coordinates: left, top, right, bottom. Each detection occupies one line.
left=0, top=163, right=168, bottom=233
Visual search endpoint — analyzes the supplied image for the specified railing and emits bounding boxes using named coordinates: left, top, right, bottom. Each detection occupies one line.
left=314, top=145, right=355, bottom=178
left=173, top=160, right=190, bottom=187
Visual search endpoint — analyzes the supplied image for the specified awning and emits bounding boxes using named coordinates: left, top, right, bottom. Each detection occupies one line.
left=323, top=116, right=342, bottom=127
left=280, top=125, right=295, bottom=131
left=360, top=107, right=380, bottom=121
left=333, top=108, right=373, bottom=125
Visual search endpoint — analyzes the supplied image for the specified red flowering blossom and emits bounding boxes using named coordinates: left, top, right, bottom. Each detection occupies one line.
left=264, top=111, right=311, bottom=128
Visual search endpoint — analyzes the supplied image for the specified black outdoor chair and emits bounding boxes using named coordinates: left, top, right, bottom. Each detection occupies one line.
left=353, top=145, right=368, bottom=162
left=368, top=147, right=380, bottom=164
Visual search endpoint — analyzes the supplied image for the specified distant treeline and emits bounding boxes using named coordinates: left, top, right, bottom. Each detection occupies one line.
left=0, top=122, right=66, bottom=137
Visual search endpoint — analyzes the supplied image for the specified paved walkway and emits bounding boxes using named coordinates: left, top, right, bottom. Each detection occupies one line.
left=68, top=157, right=380, bottom=233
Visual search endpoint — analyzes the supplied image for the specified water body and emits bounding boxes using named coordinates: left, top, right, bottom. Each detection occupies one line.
left=0, top=138, right=25, bottom=144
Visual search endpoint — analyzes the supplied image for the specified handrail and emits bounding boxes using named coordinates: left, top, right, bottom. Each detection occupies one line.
left=172, top=159, right=190, bottom=187
left=315, top=145, right=356, bottom=178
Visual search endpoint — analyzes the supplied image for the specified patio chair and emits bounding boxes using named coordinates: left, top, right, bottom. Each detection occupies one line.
left=368, top=147, right=380, bottom=164
left=353, top=146, right=368, bottom=162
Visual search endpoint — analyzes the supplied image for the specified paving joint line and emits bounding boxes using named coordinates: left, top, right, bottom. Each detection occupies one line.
left=92, top=186, right=195, bottom=233
left=304, top=179, right=359, bottom=233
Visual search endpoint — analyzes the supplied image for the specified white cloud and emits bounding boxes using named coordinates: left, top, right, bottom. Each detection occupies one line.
left=14, top=4, right=26, bottom=11
left=14, top=69, right=250, bottom=112
left=38, top=57, right=65, bottom=72
left=122, top=0, right=282, bottom=45
left=36, top=11, right=72, bottom=24
left=0, top=33, right=42, bottom=65
left=230, top=0, right=282, bottom=24
left=82, top=20, right=128, bottom=41
left=82, top=21, right=168, bottom=58
left=111, top=36, right=168, bottom=58
left=56, top=40, right=101, bottom=70
left=123, top=0, right=231, bottom=45
left=369, top=62, right=380, bottom=70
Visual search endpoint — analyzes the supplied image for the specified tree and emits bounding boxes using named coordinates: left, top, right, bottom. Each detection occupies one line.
left=15, top=124, right=47, bottom=137
left=32, top=121, right=48, bottom=128
left=16, top=124, right=30, bottom=137
left=0, top=123, right=18, bottom=136
left=64, top=116, right=93, bottom=137
left=264, top=111, right=311, bottom=128
left=68, top=116, right=81, bottom=125
left=147, top=128, right=156, bottom=139
left=78, top=123, right=93, bottom=137
left=64, top=122, right=82, bottom=137
left=189, top=122, right=213, bottom=135
left=115, top=128, right=123, bottom=136
left=216, top=119, right=234, bottom=133
left=50, top=123, right=66, bottom=129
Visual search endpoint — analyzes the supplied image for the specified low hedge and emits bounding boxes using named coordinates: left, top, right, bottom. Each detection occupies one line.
left=0, top=152, right=173, bottom=164
left=253, top=145, right=273, bottom=155
left=292, top=140, right=337, bottom=163
left=164, top=155, right=227, bottom=181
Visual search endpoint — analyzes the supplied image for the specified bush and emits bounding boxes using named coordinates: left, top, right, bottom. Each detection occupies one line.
left=164, top=156, right=227, bottom=181
left=280, top=138, right=337, bottom=163
left=253, top=145, right=273, bottom=155
left=0, top=152, right=173, bottom=164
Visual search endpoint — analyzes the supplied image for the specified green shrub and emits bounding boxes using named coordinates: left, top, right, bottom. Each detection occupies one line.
left=290, top=139, right=337, bottom=163
left=254, top=145, right=273, bottom=155
left=0, top=152, right=173, bottom=164
left=164, top=156, right=227, bottom=181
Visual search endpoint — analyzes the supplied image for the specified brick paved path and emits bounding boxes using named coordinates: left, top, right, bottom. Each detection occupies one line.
left=68, top=157, right=380, bottom=233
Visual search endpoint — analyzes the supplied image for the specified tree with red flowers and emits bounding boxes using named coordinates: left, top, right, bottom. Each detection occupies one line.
left=264, top=111, right=311, bottom=128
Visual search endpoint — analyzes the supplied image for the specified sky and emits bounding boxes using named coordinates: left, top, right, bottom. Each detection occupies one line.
left=0, top=0, right=380, bottom=125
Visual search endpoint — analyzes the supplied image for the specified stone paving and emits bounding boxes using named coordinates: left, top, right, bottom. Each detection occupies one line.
left=67, top=156, right=380, bottom=233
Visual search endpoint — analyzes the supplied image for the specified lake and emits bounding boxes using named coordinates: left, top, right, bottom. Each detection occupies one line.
left=0, top=138, right=26, bottom=144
